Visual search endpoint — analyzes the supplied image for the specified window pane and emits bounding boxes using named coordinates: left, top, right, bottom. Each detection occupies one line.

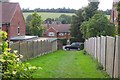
left=48, top=32, right=55, bottom=36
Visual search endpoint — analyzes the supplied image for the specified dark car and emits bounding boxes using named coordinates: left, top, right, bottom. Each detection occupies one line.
left=64, top=42, right=82, bottom=51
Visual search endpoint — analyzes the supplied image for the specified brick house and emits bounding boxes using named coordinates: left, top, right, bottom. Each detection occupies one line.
left=1, top=2, right=26, bottom=40
left=110, top=0, right=120, bottom=32
left=44, top=24, right=71, bottom=39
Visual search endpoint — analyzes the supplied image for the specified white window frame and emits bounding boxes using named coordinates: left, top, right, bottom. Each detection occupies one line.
left=17, top=25, right=20, bottom=36
left=59, top=33, right=64, bottom=36
left=48, top=32, right=55, bottom=37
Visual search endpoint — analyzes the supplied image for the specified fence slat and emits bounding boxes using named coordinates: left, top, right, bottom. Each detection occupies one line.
left=114, top=36, right=120, bottom=78
left=100, top=36, right=106, bottom=70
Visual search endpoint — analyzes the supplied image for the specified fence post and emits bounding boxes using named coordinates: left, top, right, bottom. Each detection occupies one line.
left=27, top=41, right=28, bottom=60
left=113, top=36, right=120, bottom=78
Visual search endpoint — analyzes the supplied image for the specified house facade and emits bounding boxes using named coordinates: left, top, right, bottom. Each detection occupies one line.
left=44, top=24, right=71, bottom=39
left=1, top=2, right=26, bottom=40
left=110, top=0, right=120, bottom=33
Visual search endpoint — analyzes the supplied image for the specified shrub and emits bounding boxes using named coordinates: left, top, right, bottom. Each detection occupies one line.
left=70, top=38, right=85, bottom=43
left=0, top=31, right=41, bottom=79
left=57, top=38, right=67, bottom=45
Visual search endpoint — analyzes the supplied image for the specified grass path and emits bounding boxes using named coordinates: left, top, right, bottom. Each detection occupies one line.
left=26, top=50, right=109, bottom=78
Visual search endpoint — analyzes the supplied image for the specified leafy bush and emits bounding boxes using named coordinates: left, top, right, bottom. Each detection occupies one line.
left=0, top=31, right=41, bottom=79
left=57, top=38, right=67, bottom=45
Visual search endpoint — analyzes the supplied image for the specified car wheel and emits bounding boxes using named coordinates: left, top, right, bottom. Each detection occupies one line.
left=66, top=48, right=70, bottom=51
left=77, top=48, right=80, bottom=51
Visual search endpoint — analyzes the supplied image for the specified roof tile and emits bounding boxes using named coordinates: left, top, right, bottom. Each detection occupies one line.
left=0, top=2, right=18, bottom=23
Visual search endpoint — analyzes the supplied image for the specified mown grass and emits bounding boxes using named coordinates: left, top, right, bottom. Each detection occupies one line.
left=26, top=50, right=109, bottom=78
left=23, top=12, right=74, bottom=20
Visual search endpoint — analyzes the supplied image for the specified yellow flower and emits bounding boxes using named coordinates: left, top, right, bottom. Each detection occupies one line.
left=7, top=48, right=11, bottom=51
left=13, top=50, right=18, bottom=53
left=12, top=71, right=17, bottom=75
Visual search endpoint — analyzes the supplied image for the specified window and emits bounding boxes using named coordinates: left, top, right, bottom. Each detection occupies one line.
left=59, top=33, right=64, bottom=36
left=48, top=32, right=55, bottom=36
left=17, top=24, right=20, bottom=35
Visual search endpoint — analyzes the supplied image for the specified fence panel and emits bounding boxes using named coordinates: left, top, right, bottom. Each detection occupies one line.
left=10, top=42, right=20, bottom=53
left=10, top=39, right=57, bottom=61
left=114, top=36, right=120, bottom=78
left=39, top=41, right=42, bottom=55
left=84, top=36, right=120, bottom=78
left=52, top=40, right=57, bottom=52
left=33, top=41, right=38, bottom=57
left=100, top=36, right=106, bottom=70
left=106, top=36, right=115, bottom=77
left=118, top=37, right=120, bottom=78
left=92, top=38, right=95, bottom=57
left=96, top=37, right=101, bottom=62
left=42, top=40, right=45, bottom=55
left=20, top=42, right=28, bottom=61
left=27, top=41, right=34, bottom=60
left=94, top=37, right=97, bottom=58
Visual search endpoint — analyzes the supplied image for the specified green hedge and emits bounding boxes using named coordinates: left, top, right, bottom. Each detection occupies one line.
left=57, top=38, right=84, bottom=50
left=57, top=39, right=67, bottom=45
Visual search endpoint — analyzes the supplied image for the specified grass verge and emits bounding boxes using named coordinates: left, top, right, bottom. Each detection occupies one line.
left=25, top=50, right=109, bottom=78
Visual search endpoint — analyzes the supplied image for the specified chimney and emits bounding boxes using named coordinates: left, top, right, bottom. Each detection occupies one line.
left=0, top=0, right=10, bottom=2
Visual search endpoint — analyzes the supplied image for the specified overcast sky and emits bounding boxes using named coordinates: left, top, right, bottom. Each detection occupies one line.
left=10, top=0, right=113, bottom=11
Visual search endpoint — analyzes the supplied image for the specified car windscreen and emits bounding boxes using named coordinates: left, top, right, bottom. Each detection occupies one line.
left=71, top=43, right=80, bottom=46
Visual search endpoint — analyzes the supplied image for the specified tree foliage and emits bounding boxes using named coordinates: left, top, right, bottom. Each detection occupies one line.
left=82, top=1, right=99, bottom=21
left=59, top=14, right=72, bottom=24
left=80, top=14, right=115, bottom=38
left=25, top=12, right=43, bottom=36
left=30, top=12, right=43, bottom=37
left=22, top=8, right=76, bottom=13
left=70, top=1, right=99, bottom=40
left=70, top=9, right=84, bottom=39
left=26, top=12, right=43, bottom=36
left=44, top=18, right=54, bottom=24
left=26, top=14, right=32, bottom=35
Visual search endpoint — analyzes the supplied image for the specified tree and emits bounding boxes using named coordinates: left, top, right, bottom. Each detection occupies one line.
left=70, top=1, right=99, bottom=40
left=82, top=1, right=99, bottom=21
left=59, top=14, right=72, bottom=24
left=44, top=18, right=54, bottom=24
left=70, top=9, right=84, bottom=40
left=80, top=13, right=115, bottom=39
left=30, top=12, right=43, bottom=37
left=26, top=14, right=32, bottom=35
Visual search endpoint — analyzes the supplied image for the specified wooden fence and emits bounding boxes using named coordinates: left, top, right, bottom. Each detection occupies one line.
left=10, top=39, right=57, bottom=61
left=84, top=36, right=120, bottom=78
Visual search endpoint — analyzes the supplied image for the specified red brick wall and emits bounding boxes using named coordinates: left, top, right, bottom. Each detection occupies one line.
left=57, top=32, right=71, bottom=39
left=110, top=2, right=119, bottom=32
left=44, top=27, right=71, bottom=39
left=10, top=4, right=25, bottom=38
left=45, top=27, right=57, bottom=38
left=110, top=8, right=118, bottom=26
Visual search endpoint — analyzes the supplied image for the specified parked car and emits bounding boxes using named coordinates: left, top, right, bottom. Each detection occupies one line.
left=64, top=42, right=83, bottom=51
